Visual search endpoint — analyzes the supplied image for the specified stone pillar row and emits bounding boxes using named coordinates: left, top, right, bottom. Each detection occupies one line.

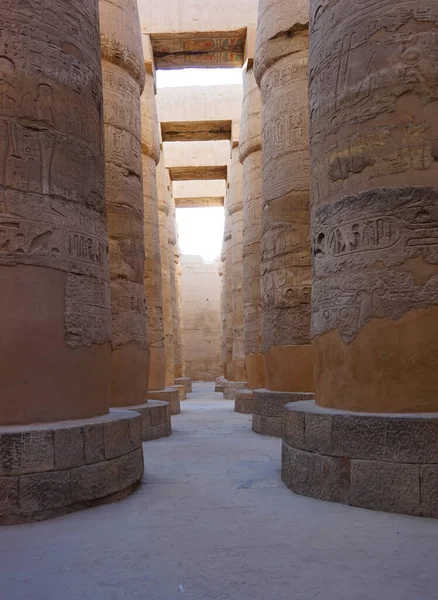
left=249, top=0, right=438, bottom=517
left=0, top=0, right=185, bottom=525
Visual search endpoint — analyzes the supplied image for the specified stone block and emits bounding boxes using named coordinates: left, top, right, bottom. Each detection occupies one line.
left=0, top=430, right=53, bottom=476
left=254, top=390, right=314, bottom=418
left=223, top=381, right=247, bottom=400
left=104, top=412, right=142, bottom=459
left=175, top=377, right=192, bottom=393
left=252, top=414, right=282, bottom=437
left=19, top=471, right=72, bottom=513
left=0, top=477, right=18, bottom=516
left=420, top=465, right=438, bottom=518
left=54, top=427, right=84, bottom=470
left=119, top=449, right=144, bottom=489
left=305, top=413, right=332, bottom=454
left=282, top=407, right=305, bottom=448
left=83, top=423, right=105, bottom=465
left=386, top=418, right=438, bottom=464
left=171, top=385, right=186, bottom=401
left=235, top=389, right=255, bottom=414
left=71, top=460, right=120, bottom=502
left=350, top=460, right=421, bottom=516
left=282, top=443, right=350, bottom=505
left=330, top=414, right=387, bottom=460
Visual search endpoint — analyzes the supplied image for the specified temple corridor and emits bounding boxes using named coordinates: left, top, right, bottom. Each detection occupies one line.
left=2, top=382, right=438, bottom=600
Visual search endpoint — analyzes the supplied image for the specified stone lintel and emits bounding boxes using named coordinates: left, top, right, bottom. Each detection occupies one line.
left=252, top=390, right=315, bottom=438
left=175, top=197, right=224, bottom=208
left=150, top=29, right=246, bottom=70
left=282, top=401, right=438, bottom=518
left=161, top=120, right=232, bottom=142
left=0, top=410, right=144, bottom=525
left=169, top=166, right=228, bottom=181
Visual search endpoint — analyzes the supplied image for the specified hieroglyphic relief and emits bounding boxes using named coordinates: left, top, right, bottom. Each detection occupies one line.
left=312, top=186, right=438, bottom=342
left=0, top=0, right=110, bottom=348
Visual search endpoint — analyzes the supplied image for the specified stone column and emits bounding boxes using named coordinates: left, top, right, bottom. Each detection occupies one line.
left=224, top=196, right=234, bottom=381
left=0, top=0, right=143, bottom=524
left=152, top=155, right=181, bottom=415
left=175, top=258, right=193, bottom=392
left=100, top=0, right=150, bottom=408
left=139, top=67, right=172, bottom=439
left=252, top=0, right=314, bottom=436
left=282, top=0, right=438, bottom=518
left=223, top=144, right=248, bottom=400
left=168, top=197, right=186, bottom=401
left=235, top=62, right=265, bottom=414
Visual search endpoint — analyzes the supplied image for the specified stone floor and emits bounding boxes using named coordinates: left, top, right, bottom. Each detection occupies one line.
left=2, top=382, right=438, bottom=600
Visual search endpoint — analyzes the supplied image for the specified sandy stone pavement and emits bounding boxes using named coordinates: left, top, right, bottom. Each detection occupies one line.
left=1, top=382, right=438, bottom=600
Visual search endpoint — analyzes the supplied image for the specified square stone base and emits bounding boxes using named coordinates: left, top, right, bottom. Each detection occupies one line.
left=223, top=380, right=247, bottom=400
left=170, top=385, right=187, bottom=402
left=175, top=378, right=193, bottom=394
left=235, top=389, right=255, bottom=414
left=149, top=388, right=181, bottom=415
left=215, top=377, right=225, bottom=393
left=252, top=390, right=314, bottom=437
left=282, top=401, right=438, bottom=518
left=0, top=410, right=144, bottom=525
left=124, top=401, right=171, bottom=441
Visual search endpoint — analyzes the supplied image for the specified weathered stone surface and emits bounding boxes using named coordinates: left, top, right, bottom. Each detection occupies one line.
left=235, top=389, right=255, bottom=414
left=20, top=471, right=72, bottom=513
left=0, top=431, right=54, bottom=476
left=71, top=460, right=120, bottom=502
left=54, top=428, right=84, bottom=470
left=282, top=444, right=350, bottom=505
left=119, top=449, right=144, bottom=490
left=180, top=257, right=222, bottom=381
left=0, top=477, right=18, bottom=516
left=309, top=0, right=438, bottom=412
left=83, top=424, right=105, bottom=465
left=175, top=378, right=193, bottom=394
left=253, top=390, right=314, bottom=417
left=104, top=411, right=142, bottom=460
left=124, top=401, right=171, bottom=441
left=252, top=415, right=282, bottom=438
left=100, top=0, right=149, bottom=408
left=223, top=380, right=247, bottom=401
left=149, top=388, right=181, bottom=416
left=240, top=64, right=264, bottom=391
left=350, top=461, right=421, bottom=517
left=255, top=0, right=313, bottom=394
left=282, top=402, right=438, bottom=516
left=0, top=0, right=112, bottom=426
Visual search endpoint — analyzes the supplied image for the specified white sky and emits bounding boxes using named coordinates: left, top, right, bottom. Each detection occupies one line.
left=160, top=68, right=236, bottom=261
left=157, top=68, right=243, bottom=88
left=176, top=207, right=225, bottom=261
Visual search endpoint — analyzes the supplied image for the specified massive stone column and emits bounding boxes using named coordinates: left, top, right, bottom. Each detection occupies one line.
left=223, top=144, right=248, bottom=400
left=235, top=62, right=265, bottom=414
left=252, top=0, right=314, bottom=435
left=140, top=69, right=172, bottom=439
left=223, top=196, right=234, bottom=381
left=100, top=0, right=149, bottom=407
left=0, top=0, right=143, bottom=524
left=153, top=156, right=181, bottom=414
left=282, top=0, right=438, bottom=518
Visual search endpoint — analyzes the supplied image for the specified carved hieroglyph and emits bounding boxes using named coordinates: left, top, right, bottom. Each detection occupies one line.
left=100, top=0, right=149, bottom=407
left=0, top=0, right=112, bottom=425
left=141, top=72, right=165, bottom=392
left=157, top=156, right=175, bottom=387
left=168, top=196, right=183, bottom=379
left=240, top=64, right=265, bottom=390
left=255, top=0, right=313, bottom=393
left=228, top=145, right=246, bottom=382
left=310, top=1, right=438, bottom=412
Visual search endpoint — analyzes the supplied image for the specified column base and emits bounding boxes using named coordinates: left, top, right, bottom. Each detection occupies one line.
left=0, top=410, right=144, bottom=525
left=253, top=390, right=314, bottom=437
left=282, top=401, right=438, bottom=518
left=175, top=377, right=192, bottom=394
left=149, top=388, right=181, bottom=415
left=223, top=380, right=247, bottom=400
left=170, top=385, right=187, bottom=402
left=235, top=389, right=255, bottom=414
left=124, top=401, right=171, bottom=441
left=215, top=377, right=226, bottom=392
